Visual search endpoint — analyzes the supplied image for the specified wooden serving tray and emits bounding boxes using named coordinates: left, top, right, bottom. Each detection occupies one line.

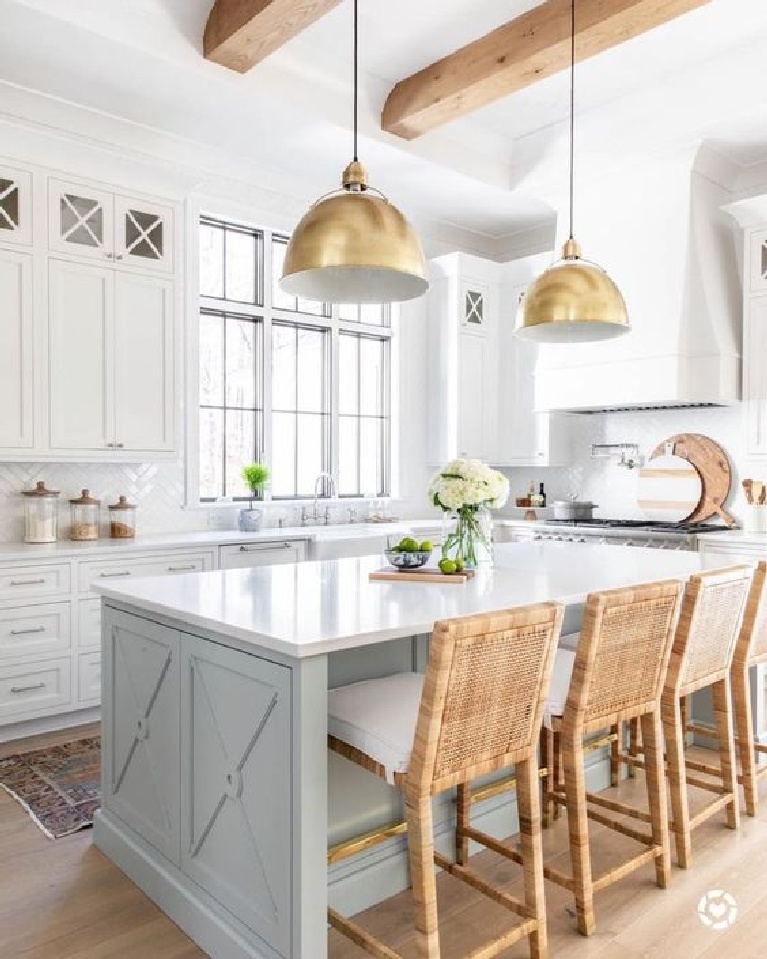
left=370, top=567, right=476, bottom=584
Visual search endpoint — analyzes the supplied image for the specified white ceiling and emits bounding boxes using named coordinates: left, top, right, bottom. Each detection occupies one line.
left=2, top=0, right=767, bottom=244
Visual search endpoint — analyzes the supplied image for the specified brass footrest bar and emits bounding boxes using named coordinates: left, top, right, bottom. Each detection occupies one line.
left=328, top=907, right=403, bottom=959
left=584, top=732, right=618, bottom=754
left=327, top=819, right=408, bottom=865
left=470, top=766, right=547, bottom=806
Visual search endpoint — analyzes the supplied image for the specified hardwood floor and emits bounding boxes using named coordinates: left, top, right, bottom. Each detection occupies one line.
left=1, top=726, right=766, bottom=958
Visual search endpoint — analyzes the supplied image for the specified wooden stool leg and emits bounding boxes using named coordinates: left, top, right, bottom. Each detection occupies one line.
left=541, top=727, right=554, bottom=829
left=563, top=729, right=595, bottom=936
left=553, top=731, right=563, bottom=822
left=517, top=757, right=549, bottom=959
left=663, top=692, right=692, bottom=870
left=712, top=677, right=740, bottom=831
left=610, top=722, right=620, bottom=787
left=406, top=792, right=441, bottom=959
left=627, top=717, right=640, bottom=779
left=680, top=695, right=690, bottom=745
left=455, top=783, right=470, bottom=865
left=733, top=660, right=758, bottom=817
left=640, top=709, right=671, bottom=890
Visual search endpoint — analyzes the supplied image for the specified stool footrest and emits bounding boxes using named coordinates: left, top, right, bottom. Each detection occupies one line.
left=328, top=908, right=404, bottom=959
left=584, top=791, right=653, bottom=823
left=685, top=773, right=727, bottom=794
left=593, top=848, right=660, bottom=893
left=460, top=825, right=523, bottom=866
left=433, top=852, right=531, bottom=921
left=688, top=794, right=734, bottom=830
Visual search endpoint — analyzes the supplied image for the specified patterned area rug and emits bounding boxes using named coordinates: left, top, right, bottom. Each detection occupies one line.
left=0, top=736, right=100, bottom=839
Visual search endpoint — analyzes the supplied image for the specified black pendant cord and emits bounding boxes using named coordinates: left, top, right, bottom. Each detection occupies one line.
left=353, top=0, right=359, bottom=162
left=568, top=0, right=575, bottom=240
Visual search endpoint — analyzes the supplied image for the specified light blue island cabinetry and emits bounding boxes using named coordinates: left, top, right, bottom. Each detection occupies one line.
left=94, top=544, right=713, bottom=959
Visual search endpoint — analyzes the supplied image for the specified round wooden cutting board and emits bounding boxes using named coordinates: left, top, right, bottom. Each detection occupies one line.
left=637, top=453, right=703, bottom=522
left=650, top=433, right=734, bottom=525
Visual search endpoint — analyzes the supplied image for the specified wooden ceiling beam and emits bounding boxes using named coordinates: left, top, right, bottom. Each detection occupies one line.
left=382, top=0, right=711, bottom=140
left=204, top=0, right=344, bottom=73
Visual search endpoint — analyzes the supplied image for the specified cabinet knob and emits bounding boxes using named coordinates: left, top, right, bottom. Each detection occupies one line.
left=115, top=442, right=124, bottom=449
left=105, top=252, right=114, bottom=260
left=114, top=254, right=123, bottom=261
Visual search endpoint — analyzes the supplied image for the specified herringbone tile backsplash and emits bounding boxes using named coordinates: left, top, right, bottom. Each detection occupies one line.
left=0, top=406, right=759, bottom=542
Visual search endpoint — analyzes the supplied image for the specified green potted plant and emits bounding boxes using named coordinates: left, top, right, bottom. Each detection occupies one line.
left=239, top=462, right=270, bottom=532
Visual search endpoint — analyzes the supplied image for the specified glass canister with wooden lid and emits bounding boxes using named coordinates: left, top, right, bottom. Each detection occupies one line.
left=23, top=481, right=60, bottom=544
left=69, top=489, right=101, bottom=541
left=108, top=496, right=137, bottom=539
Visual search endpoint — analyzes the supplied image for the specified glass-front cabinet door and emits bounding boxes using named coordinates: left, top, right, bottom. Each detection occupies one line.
left=49, top=178, right=114, bottom=262
left=114, top=195, right=173, bottom=273
left=0, top=165, right=32, bottom=246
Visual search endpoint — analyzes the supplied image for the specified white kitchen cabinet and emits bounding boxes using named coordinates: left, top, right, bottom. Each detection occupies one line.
left=0, top=164, right=32, bottom=246
left=429, top=256, right=499, bottom=464
left=744, top=294, right=767, bottom=459
left=493, top=281, right=572, bottom=467
left=0, top=249, right=34, bottom=449
left=749, top=228, right=767, bottom=295
left=48, top=259, right=175, bottom=455
left=219, top=540, right=307, bottom=569
left=49, top=178, right=173, bottom=273
left=114, top=273, right=175, bottom=451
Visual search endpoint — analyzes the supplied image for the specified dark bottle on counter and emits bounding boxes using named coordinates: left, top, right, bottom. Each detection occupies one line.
left=539, top=482, right=546, bottom=507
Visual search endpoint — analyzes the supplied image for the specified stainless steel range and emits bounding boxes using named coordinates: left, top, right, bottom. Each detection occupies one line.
left=519, top=519, right=732, bottom=551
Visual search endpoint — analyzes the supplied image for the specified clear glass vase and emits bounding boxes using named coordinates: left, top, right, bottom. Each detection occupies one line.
left=441, top=507, right=492, bottom=568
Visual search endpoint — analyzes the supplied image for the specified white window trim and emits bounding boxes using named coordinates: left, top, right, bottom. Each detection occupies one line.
left=184, top=197, right=400, bottom=507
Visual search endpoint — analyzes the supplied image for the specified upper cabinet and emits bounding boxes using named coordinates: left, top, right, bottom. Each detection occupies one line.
left=0, top=249, right=33, bottom=448
left=0, top=165, right=32, bottom=247
left=49, top=178, right=173, bottom=273
left=745, top=229, right=767, bottom=458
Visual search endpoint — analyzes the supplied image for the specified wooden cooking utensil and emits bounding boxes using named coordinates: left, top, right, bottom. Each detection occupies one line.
left=743, top=479, right=754, bottom=505
left=754, top=481, right=766, bottom=506
left=651, top=433, right=735, bottom=526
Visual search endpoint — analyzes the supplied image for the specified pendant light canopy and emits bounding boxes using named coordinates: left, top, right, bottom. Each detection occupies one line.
left=515, top=0, right=629, bottom=343
left=280, top=0, right=428, bottom=305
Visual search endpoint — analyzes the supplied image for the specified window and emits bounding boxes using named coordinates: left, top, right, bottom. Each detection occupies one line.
left=197, top=215, right=393, bottom=502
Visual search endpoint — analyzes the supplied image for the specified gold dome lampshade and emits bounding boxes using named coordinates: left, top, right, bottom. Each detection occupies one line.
left=280, top=161, right=428, bottom=304
left=515, top=238, right=630, bottom=343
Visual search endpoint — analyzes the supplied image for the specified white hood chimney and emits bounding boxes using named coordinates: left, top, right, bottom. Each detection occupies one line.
left=533, top=147, right=741, bottom=413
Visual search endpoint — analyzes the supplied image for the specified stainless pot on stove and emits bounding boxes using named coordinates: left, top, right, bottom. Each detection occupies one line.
left=551, top=496, right=599, bottom=521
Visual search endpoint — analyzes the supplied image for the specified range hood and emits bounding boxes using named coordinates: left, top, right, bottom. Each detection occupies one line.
left=532, top=148, right=741, bottom=413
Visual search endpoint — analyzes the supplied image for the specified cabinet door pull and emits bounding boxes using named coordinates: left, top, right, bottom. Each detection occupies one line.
left=99, top=570, right=132, bottom=578
left=115, top=443, right=125, bottom=449
left=238, top=542, right=293, bottom=553
left=10, top=626, right=46, bottom=636
left=167, top=564, right=197, bottom=572
left=10, top=682, right=46, bottom=694
left=9, top=578, right=46, bottom=587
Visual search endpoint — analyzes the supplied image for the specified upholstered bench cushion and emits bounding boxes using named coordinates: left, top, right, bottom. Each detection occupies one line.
left=328, top=672, right=425, bottom=784
left=544, top=648, right=577, bottom=727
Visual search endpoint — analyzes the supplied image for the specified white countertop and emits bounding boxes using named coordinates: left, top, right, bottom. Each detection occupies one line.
left=95, top=541, right=716, bottom=659
left=0, top=521, right=438, bottom=563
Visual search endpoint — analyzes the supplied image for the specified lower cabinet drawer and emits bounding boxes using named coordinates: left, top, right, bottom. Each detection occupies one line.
left=77, top=651, right=101, bottom=705
left=0, top=603, right=71, bottom=660
left=0, top=658, right=71, bottom=721
left=78, top=597, right=102, bottom=650
left=0, top=564, right=70, bottom=602
left=78, top=552, right=214, bottom=594
left=219, top=540, right=306, bottom=569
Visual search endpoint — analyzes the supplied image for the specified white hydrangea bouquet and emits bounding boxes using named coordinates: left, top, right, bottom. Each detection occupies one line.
left=428, top=457, right=509, bottom=568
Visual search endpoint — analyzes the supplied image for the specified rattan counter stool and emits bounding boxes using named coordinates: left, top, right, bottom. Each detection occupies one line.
left=327, top=602, right=564, bottom=959
left=540, top=580, right=683, bottom=937
left=620, top=566, right=753, bottom=870
left=732, top=561, right=767, bottom=816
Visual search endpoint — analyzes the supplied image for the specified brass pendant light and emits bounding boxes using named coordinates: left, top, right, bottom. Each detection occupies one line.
left=280, top=0, right=428, bottom=305
left=515, top=0, right=629, bottom=343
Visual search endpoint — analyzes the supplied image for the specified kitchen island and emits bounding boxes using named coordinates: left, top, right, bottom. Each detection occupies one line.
left=93, top=542, right=716, bottom=959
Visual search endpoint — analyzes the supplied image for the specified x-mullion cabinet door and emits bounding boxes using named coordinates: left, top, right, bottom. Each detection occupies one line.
left=48, top=178, right=115, bottom=263
left=114, top=195, right=173, bottom=274
left=0, top=165, right=32, bottom=247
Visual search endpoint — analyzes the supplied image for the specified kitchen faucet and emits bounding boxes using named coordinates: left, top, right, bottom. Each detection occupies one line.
left=312, top=471, right=337, bottom=523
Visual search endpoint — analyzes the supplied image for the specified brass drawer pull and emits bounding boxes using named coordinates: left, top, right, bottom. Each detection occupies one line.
left=9, top=626, right=46, bottom=636
left=10, top=682, right=46, bottom=694
left=9, top=578, right=46, bottom=586
left=99, top=571, right=132, bottom=578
